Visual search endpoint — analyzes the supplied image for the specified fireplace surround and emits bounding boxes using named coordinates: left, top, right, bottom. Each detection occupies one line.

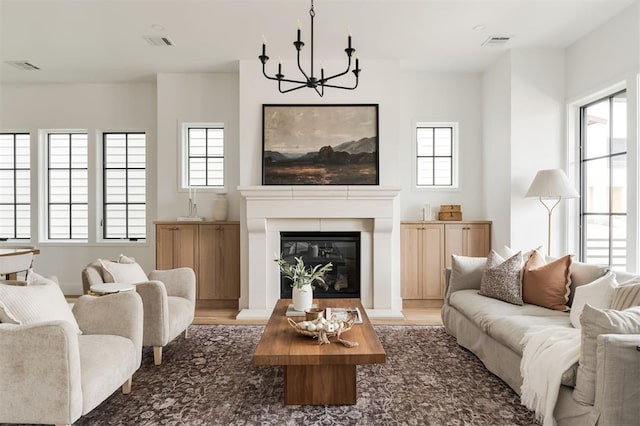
left=237, top=186, right=403, bottom=320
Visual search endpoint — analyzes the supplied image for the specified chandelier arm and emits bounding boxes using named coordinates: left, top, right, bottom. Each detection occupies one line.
left=262, top=64, right=308, bottom=85
left=278, top=82, right=311, bottom=94
left=322, top=80, right=358, bottom=90
left=296, top=49, right=311, bottom=83
left=320, top=55, right=353, bottom=83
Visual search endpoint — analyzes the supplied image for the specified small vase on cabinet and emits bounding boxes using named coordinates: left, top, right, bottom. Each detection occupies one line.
left=292, top=284, right=313, bottom=312
left=213, top=193, right=228, bottom=221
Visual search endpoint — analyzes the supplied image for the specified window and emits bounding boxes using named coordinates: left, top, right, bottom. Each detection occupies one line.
left=47, top=132, right=88, bottom=240
left=103, top=132, right=146, bottom=240
left=184, top=125, right=224, bottom=188
left=579, top=90, right=627, bottom=269
left=416, top=123, right=457, bottom=187
left=0, top=133, right=30, bottom=240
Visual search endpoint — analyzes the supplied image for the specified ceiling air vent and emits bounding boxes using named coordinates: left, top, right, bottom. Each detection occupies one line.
left=143, top=36, right=175, bottom=47
left=482, top=35, right=512, bottom=47
left=5, top=61, right=40, bottom=70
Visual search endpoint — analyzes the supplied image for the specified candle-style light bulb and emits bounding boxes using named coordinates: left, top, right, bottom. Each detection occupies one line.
left=297, top=19, right=302, bottom=42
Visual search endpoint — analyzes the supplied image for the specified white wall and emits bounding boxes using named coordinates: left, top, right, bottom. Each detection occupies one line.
left=510, top=49, right=566, bottom=255
left=0, top=83, right=157, bottom=294
left=565, top=4, right=640, bottom=272
left=481, top=49, right=566, bottom=255
left=482, top=53, right=512, bottom=250
left=156, top=73, right=240, bottom=221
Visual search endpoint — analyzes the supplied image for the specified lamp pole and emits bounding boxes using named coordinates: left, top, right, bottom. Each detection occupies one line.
left=538, top=196, right=562, bottom=257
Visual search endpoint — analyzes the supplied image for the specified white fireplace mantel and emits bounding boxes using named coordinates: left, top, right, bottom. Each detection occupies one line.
left=236, top=186, right=404, bottom=320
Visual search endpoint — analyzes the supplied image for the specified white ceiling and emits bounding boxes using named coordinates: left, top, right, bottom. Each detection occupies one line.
left=0, top=0, right=636, bottom=83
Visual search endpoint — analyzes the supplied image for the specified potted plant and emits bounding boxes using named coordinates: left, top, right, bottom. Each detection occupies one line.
left=275, top=256, right=333, bottom=311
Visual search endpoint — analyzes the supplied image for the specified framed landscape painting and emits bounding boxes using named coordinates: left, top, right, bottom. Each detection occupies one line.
left=262, top=104, right=379, bottom=185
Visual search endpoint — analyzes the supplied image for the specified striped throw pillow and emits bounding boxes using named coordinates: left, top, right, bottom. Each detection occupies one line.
left=612, top=278, right=640, bottom=310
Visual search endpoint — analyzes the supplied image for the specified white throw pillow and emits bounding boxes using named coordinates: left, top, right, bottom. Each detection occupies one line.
left=569, top=271, right=616, bottom=328
left=0, top=279, right=81, bottom=334
left=99, top=259, right=148, bottom=284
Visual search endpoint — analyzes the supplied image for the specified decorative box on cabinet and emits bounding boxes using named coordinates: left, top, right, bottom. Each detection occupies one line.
left=155, top=221, right=240, bottom=307
left=400, top=221, right=491, bottom=307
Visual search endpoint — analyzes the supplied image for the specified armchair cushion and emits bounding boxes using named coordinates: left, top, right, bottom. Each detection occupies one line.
left=99, top=259, right=148, bottom=284
left=0, top=279, right=81, bottom=334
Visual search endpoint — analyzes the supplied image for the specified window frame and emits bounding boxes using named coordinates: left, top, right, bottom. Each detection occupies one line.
left=0, top=132, right=31, bottom=240
left=578, top=89, right=627, bottom=269
left=414, top=121, right=459, bottom=189
left=102, top=131, right=147, bottom=241
left=180, top=122, right=226, bottom=192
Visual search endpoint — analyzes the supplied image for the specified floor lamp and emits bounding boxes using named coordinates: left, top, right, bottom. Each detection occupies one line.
left=525, top=169, right=579, bottom=256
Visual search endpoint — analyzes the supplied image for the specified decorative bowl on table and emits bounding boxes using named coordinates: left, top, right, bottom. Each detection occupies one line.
left=287, top=314, right=358, bottom=347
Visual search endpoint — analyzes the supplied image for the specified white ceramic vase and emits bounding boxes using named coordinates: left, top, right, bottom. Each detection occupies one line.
left=213, top=193, right=228, bottom=221
left=292, top=283, right=313, bottom=311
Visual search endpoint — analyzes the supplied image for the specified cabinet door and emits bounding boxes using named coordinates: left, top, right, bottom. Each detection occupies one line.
left=465, top=224, right=491, bottom=258
left=401, top=223, right=445, bottom=299
left=444, top=224, right=465, bottom=268
left=444, top=223, right=491, bottom=267
left=198, top=224, right=240, bottom=300
left=156, top=224, right=198, bottom=270
left=401, top=224, right=422, bottom=299
left=421, top=224, right=445, bottom=299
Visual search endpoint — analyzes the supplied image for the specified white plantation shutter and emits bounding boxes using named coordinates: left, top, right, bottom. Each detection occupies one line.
left=187, top=126, right=224, bottom=187
left=0, top=133, right=30, bottom=239
left=47, top=133, right=88, bottom=240
left=103, top=133, right=146, bottom=240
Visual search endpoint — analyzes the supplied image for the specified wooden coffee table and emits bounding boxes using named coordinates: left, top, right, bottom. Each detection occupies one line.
left=253, top=298, right=386, bottom=405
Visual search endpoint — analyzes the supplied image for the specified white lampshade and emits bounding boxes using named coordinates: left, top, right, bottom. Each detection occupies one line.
left=525, top=169, right=579, bottom=199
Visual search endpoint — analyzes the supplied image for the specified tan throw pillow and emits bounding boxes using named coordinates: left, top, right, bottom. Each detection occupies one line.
left=611, top=277, right=640, bottom=310
left=0, top=279, right=81, bottom=334
left=99, top=259, right=148, bottom=284
left=522, top=250, right=572, bottom=311
left=479, top=250, right=523, bottom=305
left=574, top=305, right=640, bottom=405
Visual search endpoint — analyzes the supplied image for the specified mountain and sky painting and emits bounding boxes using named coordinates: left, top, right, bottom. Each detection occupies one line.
left=262, top=105, right=379, bottom=185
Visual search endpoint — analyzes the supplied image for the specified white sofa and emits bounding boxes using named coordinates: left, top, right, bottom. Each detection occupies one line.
left=442, top=258, right=640, bottom=426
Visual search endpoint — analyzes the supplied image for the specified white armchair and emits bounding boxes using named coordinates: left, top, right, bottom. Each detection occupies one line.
left=0, top=291, right=143, bottom=425
left=82, top=260, right=196, bottom=365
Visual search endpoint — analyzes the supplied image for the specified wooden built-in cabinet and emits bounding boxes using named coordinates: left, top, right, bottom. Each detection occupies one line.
left=401, top=221, right=491, bottom=306
left=155, top=221, right=240, bottom=307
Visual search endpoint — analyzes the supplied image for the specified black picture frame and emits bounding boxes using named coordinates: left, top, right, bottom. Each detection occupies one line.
left=262, top=104, right=379, bottom=185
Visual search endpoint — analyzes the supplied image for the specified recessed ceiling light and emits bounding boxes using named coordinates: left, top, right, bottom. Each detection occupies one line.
left=151, top=24, right=165, bottom=32
left=473, top=25, right=486, bottom=31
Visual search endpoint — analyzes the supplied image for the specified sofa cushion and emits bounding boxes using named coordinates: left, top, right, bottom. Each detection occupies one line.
left=479, top=250, right=523, bottom=305
left=0, top=280, right=81, bottom=334
left=448, top=255, right=487, bottom=298
left=569, top=271, right=616, bottom=328
left=611, top=277, right=640, bottom=310
left=574, top=305, right=640, bottom=405
left=99, top=259, right=148, bottom=284
left=522, top=251, right=572, bottom=311
left=78, top=334, right=137, bottom=414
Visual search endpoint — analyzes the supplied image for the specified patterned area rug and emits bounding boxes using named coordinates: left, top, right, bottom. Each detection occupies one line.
left=73, top=325, right=538, bottom=426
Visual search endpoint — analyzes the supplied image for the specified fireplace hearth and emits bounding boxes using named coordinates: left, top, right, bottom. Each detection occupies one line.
left=280, top=232, right=360, bottom=299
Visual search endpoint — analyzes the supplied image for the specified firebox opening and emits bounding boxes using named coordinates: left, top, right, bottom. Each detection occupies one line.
left=279, top=231, right=361, bottom=299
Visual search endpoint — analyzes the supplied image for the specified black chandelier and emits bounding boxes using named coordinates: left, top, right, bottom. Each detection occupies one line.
left=259, top=0, right=360, bottom=97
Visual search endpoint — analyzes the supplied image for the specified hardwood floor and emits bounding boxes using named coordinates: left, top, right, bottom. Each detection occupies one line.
left=194, top=307, right=443, bottom=326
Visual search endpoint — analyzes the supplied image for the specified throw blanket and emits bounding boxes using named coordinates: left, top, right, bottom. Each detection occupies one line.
left=520, top=326, right=581, bottom=426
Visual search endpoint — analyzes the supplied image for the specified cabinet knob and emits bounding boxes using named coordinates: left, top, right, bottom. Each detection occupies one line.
left=170, top=227, right=179, bottom=231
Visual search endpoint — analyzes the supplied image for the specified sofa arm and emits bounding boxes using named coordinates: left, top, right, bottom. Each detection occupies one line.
left=133, top=280, right=171, bottom=347
left=149, top=267, right=196, bottom=303
left=0, top=321, right=83, bottom=425
left=73, top=292, right=144, bottom=366
left=594, top=333, right=640, bottom=425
